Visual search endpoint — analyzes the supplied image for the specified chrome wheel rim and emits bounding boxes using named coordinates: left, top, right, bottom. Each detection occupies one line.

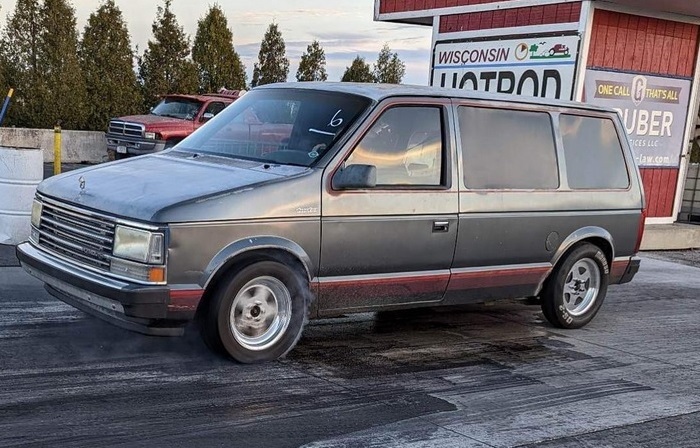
left=563, top=258, right=601, bottom=317
left=230, top=276, right=291, bottom=351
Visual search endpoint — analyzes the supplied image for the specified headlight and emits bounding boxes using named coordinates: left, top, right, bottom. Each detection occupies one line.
left=31, top=200, right=42, bottom=228
left=113, top=226, right=164, bottom=264
left=144, top=131, right=157, bottom=140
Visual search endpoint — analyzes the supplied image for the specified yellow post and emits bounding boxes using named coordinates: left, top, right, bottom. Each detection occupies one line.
left=53, top=123, right=62, bottom=175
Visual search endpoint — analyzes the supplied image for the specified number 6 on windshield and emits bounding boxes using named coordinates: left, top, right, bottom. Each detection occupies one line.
left=329, top=110, right=343, bottom=127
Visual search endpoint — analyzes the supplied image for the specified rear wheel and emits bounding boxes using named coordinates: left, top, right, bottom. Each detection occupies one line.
left=201, top=261, right=309, bottom=363
left=541, top=243, right=609, bottom=329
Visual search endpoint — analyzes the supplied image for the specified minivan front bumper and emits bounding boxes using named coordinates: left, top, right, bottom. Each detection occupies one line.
left=17, top=242, right=201, bottom=336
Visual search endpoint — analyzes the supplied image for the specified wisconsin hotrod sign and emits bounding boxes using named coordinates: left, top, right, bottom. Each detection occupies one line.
left=431, top=35, right=580, bottom=100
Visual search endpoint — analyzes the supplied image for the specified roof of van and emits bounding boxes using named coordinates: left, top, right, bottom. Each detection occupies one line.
left=258, top=82, right=613, bottom=113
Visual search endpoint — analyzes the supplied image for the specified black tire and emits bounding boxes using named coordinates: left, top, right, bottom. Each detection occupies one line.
left=200, top=261, right=309, bottom=363
left=164, top=140, right=179, bottom=150
left=541, top=243, right=609, bottom=329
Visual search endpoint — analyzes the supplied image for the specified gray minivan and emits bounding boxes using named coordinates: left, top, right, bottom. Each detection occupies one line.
left=17, top=83, right=645, bottom=363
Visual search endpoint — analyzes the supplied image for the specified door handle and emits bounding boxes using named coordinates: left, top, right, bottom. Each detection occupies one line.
left=433, top=221, right=450, bottom=233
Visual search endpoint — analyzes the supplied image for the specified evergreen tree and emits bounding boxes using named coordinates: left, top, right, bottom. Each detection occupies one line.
left=1, top=0, right=44, bottom=127
left=38, top=0, right=88, bottom=129
left=192, top=4, right=246, bottom=92
left=341, top=56, right=374, bottom=83
left=251, top=23, right=289, bottom=86
left=373, top=44, right=406, bottom=84
left=296, top=40, right=327, bottom=82
left=80, top=0, right=142, bottom=131
left=139, top=0, right=199, bottom=108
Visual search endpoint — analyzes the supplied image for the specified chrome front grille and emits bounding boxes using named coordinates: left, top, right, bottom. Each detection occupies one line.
left=38, top=200, right=115, bottom=270
left=108, top=120, right=144, bottom=138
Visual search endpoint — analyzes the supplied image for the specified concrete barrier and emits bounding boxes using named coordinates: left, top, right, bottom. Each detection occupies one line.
left=0, top=127, right=107, bottom=164
left=641, top=223, right=700, bottom=251
left=0, top=146, right=42, bottom=245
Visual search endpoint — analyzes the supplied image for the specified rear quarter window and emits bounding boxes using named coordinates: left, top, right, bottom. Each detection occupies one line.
left=560, top=115, right=630, bottom=190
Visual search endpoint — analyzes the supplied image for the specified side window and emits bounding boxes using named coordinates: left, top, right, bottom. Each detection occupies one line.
left=346, top=106, right=444, bottom=187
left=560, top=115, right=630, bottom=189
left=458, top=106, right=559, bottom=190
left=205, top=102, right=226, bottom=116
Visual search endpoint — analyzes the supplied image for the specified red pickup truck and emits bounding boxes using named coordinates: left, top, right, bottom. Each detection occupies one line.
left=106, top=89, right=245, bottom=159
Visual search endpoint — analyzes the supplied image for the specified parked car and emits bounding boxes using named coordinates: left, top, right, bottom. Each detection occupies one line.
left=106, top=89, right=245, bottom=159
left=18, top=83, right=645, bottom=363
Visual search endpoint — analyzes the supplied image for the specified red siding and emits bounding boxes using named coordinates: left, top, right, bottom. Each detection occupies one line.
left=588, top=9, right=699, bottom=78
left=639, top=168, right=680, bottom=218
left=380, top=0, right=509, bottom=14
left=439, top=3, right=582, bottom=33
left=588, top=10, right=699, bottom=217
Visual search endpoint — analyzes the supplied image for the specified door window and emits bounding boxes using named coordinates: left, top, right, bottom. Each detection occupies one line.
left=345, top=106, right=444, bottom=187
left=204, top=102, right=226, bottom=116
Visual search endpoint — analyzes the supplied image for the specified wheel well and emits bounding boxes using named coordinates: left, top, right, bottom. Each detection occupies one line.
left=583, top=237, right=613, bottom=266
left=538, top=237, right=613, bottom=295
left=196, top=248, right=310, bottom=318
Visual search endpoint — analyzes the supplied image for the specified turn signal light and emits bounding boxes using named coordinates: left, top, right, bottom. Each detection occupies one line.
left=148, top=267, right=166, bottom=283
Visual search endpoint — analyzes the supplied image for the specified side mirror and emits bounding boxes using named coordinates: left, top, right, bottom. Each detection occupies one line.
left=332, top=164, right=377, bottom=190
left=200, top=112, right=215, bottom=122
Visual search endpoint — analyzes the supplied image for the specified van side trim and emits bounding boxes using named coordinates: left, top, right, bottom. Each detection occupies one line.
left=317, top=263, right=552, bottom=295
left=449, top=263, right=552, bottom=291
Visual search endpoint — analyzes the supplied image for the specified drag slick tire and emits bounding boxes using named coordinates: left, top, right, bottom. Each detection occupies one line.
left=541, top=243, right=609, bottom=329
left=201, top=261, right=309, bottom=363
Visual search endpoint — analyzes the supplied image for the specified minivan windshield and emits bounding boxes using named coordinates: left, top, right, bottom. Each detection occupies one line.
left=177, top=89, right=371, bottom=167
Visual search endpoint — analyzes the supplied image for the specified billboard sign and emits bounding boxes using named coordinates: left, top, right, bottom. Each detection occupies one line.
left=431, top=35, right=580, bottom=100
left=584, top=69, right=692, bottom=168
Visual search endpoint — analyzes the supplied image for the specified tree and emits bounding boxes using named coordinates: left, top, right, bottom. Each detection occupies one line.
left=1, top=0, right=44, bottom=127
left=37, top=0, right=88, bottom=129
left=139, top=0, right=198, bottom=108
left=296, top=40, right=327, bottom=82
left=192, top=4, right=246, bottom=92
left=341, top=56, right=374, bottom=83
left=80, top=0, right=142, bottom=131
left=373, top=44, right=406, bottom=84
left=251, top=23, right=289, bottom=87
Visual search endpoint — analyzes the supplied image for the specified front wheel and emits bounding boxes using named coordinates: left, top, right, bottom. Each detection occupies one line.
left=541, top=243, right=609, bottom=329
left=201, top=261, right=309, bottom=363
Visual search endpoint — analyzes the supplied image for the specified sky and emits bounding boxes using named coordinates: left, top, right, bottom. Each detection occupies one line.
left=0, top=0, right=434, bottom=85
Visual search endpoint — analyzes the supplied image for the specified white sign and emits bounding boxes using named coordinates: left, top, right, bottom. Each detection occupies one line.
left=431, top=35, right=580, bottom=100
left=584, top=69, right=692, bottom=168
